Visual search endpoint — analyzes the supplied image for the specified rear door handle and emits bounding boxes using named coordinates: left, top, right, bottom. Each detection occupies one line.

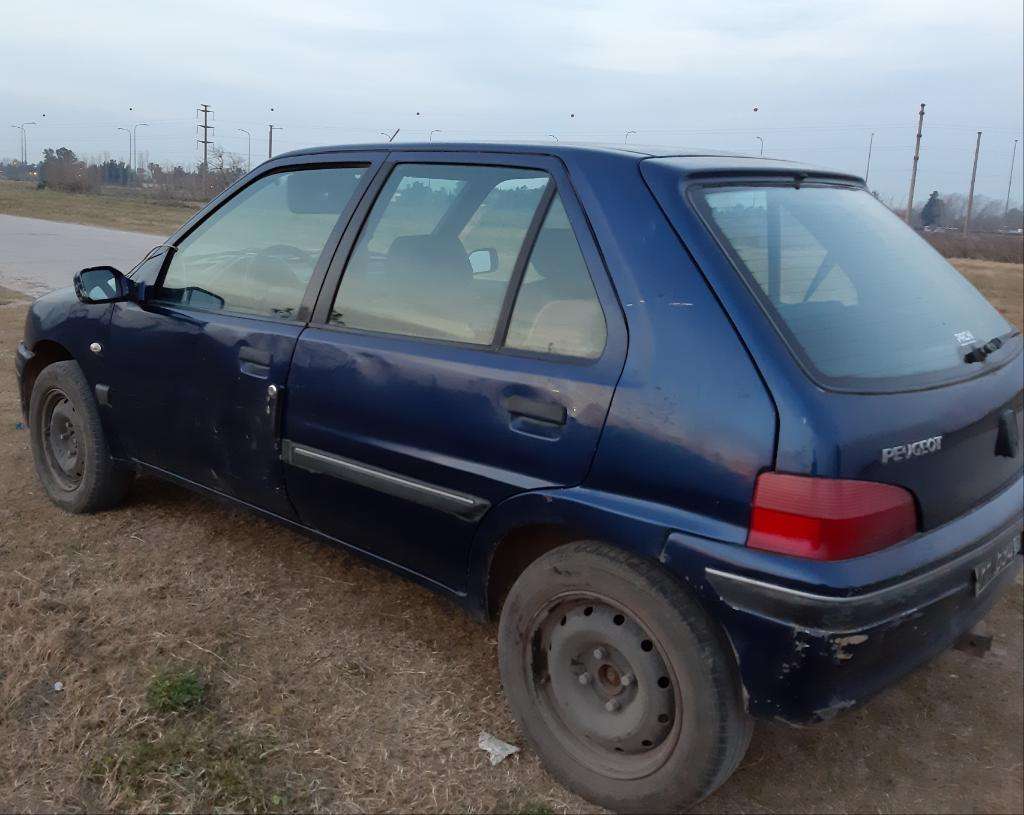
left=503, top=395, right=567, bottom=426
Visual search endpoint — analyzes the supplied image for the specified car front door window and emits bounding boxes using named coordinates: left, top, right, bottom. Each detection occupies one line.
left=158, top=166, right=366, bottom=319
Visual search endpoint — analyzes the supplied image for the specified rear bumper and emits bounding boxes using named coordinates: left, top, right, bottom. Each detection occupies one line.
left=662, top=473, right=1024, bottom=724
left=16, top=341, right=33, bottom=420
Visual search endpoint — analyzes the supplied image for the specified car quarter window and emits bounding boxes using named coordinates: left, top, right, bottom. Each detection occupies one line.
left=504, top=194, right=606, bottom=359
left=157, top=166, right=366, bottom=319
left=330, top=164, right=551, bottom=344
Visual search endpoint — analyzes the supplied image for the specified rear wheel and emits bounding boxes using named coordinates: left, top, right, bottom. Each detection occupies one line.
left=29, top=360, right=131, bottom=513
left=498, top=542, right=752, bottom=813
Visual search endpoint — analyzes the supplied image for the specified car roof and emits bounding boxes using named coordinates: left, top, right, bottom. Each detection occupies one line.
left=275, top=140, right=859, bottom=182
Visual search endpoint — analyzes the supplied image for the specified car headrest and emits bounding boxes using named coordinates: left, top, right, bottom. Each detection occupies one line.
left=387, top=234, right=472, bottom=284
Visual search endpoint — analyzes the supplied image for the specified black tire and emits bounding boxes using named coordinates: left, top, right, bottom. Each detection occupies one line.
left=498, top=541, right=753, bottom=813
left=29, top=360, right=131, bottom=513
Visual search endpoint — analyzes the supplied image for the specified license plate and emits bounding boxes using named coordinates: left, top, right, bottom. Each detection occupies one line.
left=972, top=532, right=1022, bottom=597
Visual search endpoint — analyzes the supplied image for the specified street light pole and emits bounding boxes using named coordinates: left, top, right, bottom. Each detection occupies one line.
left=428, top=129, right=441, bottom=142
left=624, top=130, right=637, bottom=144
left=16, top=122, right=37, bottom=163
left=117, top=127, right=131, bottom=169
left=756, top=136, right=764, bottom=156
left=10, top=124, right=25, bottom=162
left=268, top=124, right=282, bottom=158
left=237, top=129, right=251, bottom=170
left=132, top=123, right=149, bottom=174
left=865, top=132, right=875, bottom=184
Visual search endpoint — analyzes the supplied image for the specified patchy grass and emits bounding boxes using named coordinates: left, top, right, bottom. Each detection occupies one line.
left=90, top=716, right=296, bottom=812
left=0, top=180, right=196, bottom=236
left=146, top=668, right=206, bottom=713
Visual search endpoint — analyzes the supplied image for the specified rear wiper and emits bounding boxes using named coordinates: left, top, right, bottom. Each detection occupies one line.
left=964, top=330, right=1021, bottom=364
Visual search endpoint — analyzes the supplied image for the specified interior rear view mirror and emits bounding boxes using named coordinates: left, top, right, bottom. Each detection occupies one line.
left=469, top=248, right=499, bottom=275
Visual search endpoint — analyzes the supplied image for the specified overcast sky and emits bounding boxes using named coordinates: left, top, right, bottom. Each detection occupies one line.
left=2, top=0, right=1022, bottom=205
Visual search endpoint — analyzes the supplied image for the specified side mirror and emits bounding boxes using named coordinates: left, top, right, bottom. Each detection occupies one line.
left=469, top=248, right=499, bottom=276
left=73, top=266, right=131, bottom=304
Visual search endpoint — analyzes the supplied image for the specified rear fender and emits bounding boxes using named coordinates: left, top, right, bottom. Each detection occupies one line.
left=465, top=485, right=747, bottom=619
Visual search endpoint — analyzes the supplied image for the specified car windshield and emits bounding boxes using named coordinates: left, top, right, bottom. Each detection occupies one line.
left=694, top=183, right=1015, bottom=390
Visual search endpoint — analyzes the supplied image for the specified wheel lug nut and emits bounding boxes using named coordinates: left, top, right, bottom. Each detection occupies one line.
left=578, top=672, right=591, bottom=685
left=605, top=699, right=620, bottom=713
left=621, top=673, right=634, bottom=687
left=593, top=648, right=605, bottom=660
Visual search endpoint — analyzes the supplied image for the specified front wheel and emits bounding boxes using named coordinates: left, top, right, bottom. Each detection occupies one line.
left=498, top=542, right=752, bottom=813
left=29, top=360, right=131, bottom=513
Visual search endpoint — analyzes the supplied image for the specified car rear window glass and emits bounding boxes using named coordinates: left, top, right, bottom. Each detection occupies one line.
left=505, top=195, right=606, bottom=359
left=695, top=184, right=1014, bottom=390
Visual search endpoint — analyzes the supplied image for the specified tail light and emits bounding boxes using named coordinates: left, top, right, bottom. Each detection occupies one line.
left=748, top=472, right=918, bottom=561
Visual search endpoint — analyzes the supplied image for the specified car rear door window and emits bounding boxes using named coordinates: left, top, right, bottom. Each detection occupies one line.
left=504, top=195, right=607, bottom=359
left=330, top=164, right=550, bottom=344
left=696, top=184, right=1015, bottom=389
left=157, top=166, right=365, bottom=319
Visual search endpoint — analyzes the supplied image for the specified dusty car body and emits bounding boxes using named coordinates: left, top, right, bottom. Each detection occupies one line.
left=17, top=143, right=1023, bottom=811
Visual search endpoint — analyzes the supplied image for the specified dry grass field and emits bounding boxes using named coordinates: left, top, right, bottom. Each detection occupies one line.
left=0, top=260, right=1021, bottom=814
left=0, top=181, right=195, bottom=236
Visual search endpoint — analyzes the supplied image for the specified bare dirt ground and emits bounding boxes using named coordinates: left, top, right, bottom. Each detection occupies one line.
left=1, top=262, right=1022, bottom=814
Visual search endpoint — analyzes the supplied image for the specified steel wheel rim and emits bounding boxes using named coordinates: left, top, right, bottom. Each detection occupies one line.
left=525, top=592, right=683, bottom=780
left=41, top=388, right=83, bottom=491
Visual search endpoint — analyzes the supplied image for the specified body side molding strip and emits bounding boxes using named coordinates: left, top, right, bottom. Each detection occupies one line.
left=281, top=439, right=490, bottom=521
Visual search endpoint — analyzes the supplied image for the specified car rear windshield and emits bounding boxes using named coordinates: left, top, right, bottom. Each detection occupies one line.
left=693, top=183, right=1016, bottom=390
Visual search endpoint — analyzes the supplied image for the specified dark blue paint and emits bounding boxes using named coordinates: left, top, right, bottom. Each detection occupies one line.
left=16, top=142, right=1023, bottom=726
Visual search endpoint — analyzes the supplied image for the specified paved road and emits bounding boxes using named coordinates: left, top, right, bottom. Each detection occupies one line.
left=0, top=214, right=158, bottom=297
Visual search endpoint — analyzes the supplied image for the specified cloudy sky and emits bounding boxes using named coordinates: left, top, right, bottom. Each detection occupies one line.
left=2, top=0, right=1022, bottom=205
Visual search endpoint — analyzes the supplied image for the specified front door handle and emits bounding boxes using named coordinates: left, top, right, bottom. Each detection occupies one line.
left=239, top=345, right=272, bottom=378
left=503, top=395, right=567, bottom=426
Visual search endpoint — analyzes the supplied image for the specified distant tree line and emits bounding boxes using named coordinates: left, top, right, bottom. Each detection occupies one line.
left=913, top=189, right=1022, bottom=233
left=0, top=145, right=247, bottom=202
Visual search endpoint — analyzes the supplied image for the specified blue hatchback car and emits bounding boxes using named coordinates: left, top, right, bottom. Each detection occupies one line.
left=16, top=143, right=1024, bottom=812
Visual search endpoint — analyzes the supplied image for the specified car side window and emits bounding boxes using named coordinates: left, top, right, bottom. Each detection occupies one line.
left=157, top=166, right=365, bottom=319
left=330, top=164, right=551, bottom=344
left=504, top=195, right=607, bottom=359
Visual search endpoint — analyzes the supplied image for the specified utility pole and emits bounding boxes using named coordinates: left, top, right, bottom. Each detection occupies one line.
left=905, top=103, right=925, bottom=224
left=196, top=104, right=214, bottom=174
left=865, top=132, right=875, bottom=184
left=268, top=124, right=282, bottom=158
left=1005, top=139, right=1019, bottom=218
left=964, top=130, right=982, bottom=237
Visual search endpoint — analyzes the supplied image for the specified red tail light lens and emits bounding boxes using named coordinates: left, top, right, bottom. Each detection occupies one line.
left=748, top=472, right=918, bottom=560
